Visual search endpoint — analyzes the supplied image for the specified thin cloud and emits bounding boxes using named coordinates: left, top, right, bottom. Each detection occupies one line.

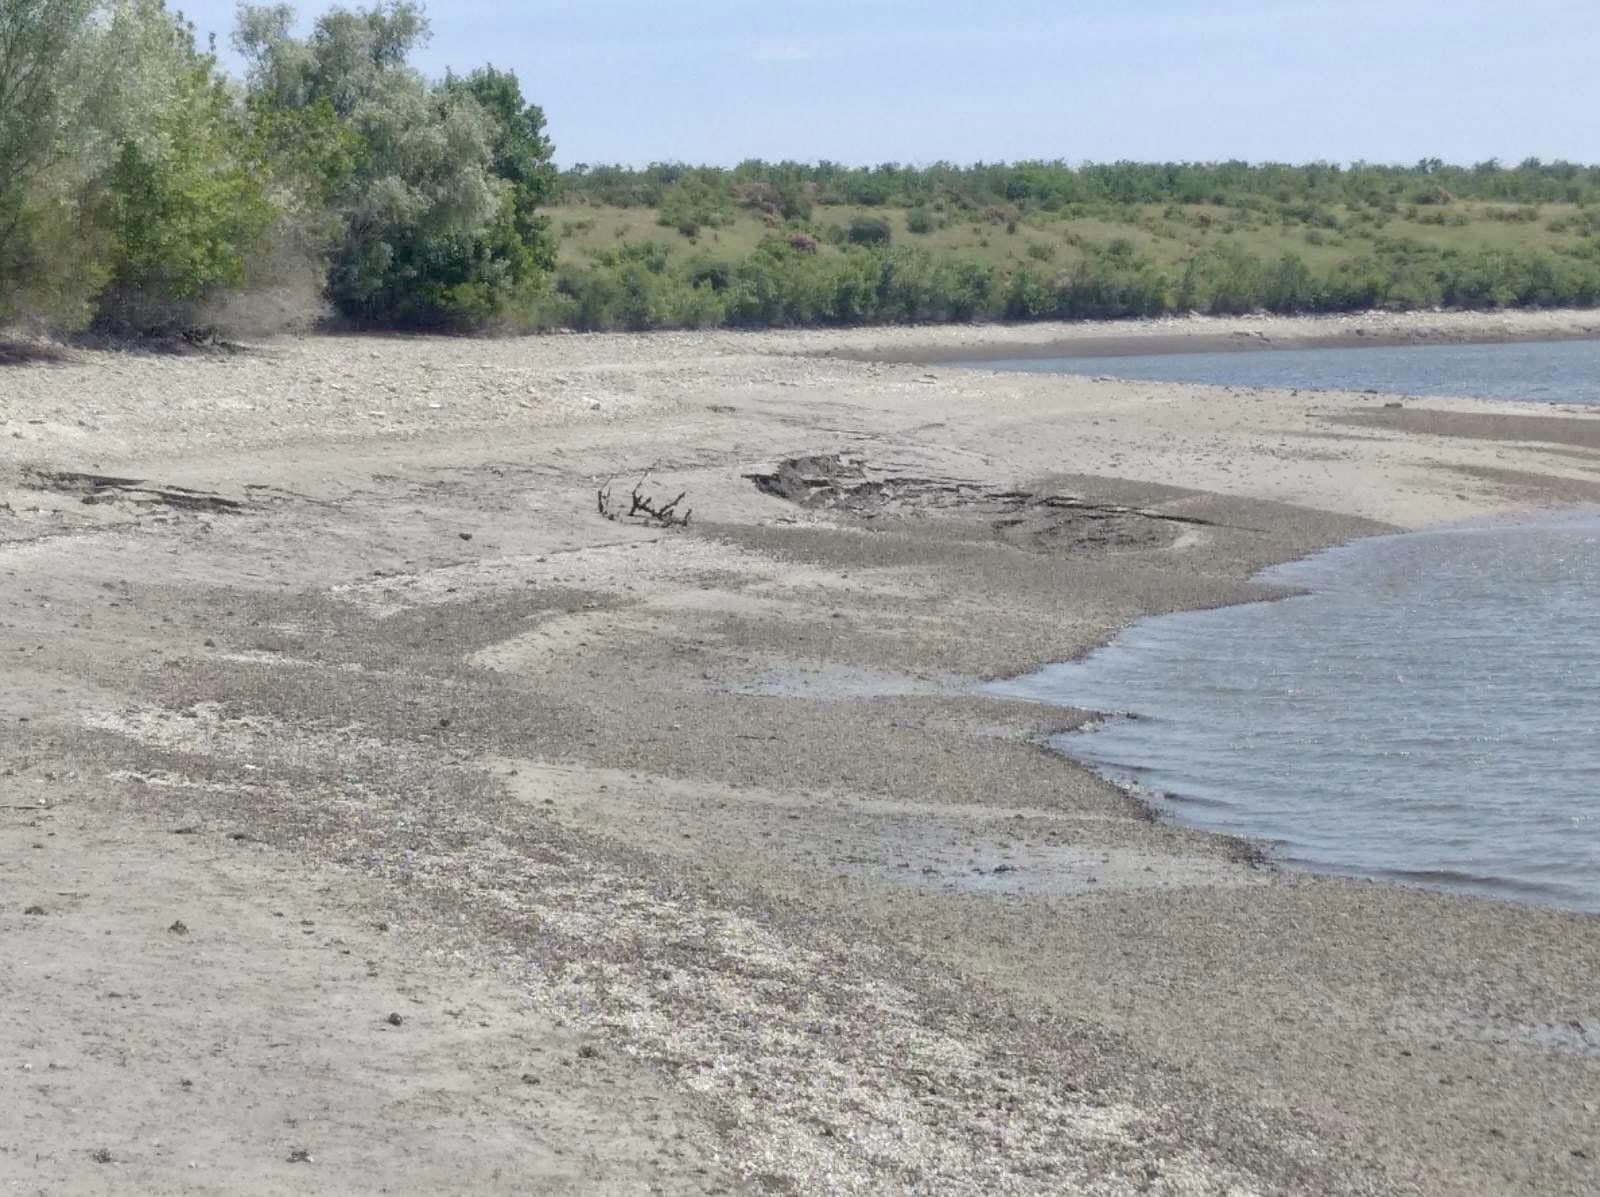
left=748, top=39, right=821, bottom=63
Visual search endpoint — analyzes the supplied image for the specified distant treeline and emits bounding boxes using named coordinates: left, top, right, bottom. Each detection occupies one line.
left=5, top=1, right=1600, bottom=338
left=559, top=159, right=1600, bottom=215
left=546, top=238, right=1600, bottom=332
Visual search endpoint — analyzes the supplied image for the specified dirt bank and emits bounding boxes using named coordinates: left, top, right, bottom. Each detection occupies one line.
left=3, top=316, right=1598, bottom=1194
left=799, top=306, right=1600, bottom=363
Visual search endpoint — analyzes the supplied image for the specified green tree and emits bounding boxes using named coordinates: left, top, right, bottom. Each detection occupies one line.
left=447, top=65, right=557, bottom=259
left=98, top=9, right=276, bottom=327
left=0, top=1, right=91, bottom=244
left=2, top=1, right=281, bottom=328
left=236, top=3, right=556, bottom=327
left=0, top=0, right=111, bottom=322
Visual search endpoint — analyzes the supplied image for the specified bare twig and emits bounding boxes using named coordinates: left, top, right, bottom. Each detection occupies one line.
left=597, top=468, right=692, bottom=528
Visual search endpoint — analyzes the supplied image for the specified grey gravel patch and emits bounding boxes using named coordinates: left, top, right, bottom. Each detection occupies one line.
left=726, top=660, right=954, bottom=701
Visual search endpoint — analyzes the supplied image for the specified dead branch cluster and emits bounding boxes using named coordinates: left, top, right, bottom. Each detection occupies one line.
left=597, top=469, right=692, bottom=528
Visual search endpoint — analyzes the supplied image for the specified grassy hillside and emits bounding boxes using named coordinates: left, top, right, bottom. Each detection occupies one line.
left=531, top=161, right=1600, bottom=330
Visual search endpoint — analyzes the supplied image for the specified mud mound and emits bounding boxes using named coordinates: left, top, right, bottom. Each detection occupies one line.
left=747, top=454, right=1213, bottom=553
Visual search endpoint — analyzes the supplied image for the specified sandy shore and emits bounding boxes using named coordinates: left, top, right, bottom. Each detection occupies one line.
left=793, top=305, right=1600, bottom=362
left=3, top=310, right=1598, bottom=1194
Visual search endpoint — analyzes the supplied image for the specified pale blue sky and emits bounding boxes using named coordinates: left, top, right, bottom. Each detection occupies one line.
left=184, top=1, right=1600, bottom=167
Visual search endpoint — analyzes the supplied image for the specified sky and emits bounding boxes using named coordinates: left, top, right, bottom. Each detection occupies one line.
left=184, top=0, right=1600, bottom=168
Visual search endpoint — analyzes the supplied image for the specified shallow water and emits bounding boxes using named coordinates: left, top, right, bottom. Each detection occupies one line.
left=990, top=515, right=1600, bottom=912
left=972, top=336, right=1600, bottom=404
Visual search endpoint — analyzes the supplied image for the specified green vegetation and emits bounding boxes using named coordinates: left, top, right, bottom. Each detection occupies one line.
left=546, top=161, right=1600, bottom=328
left=1, top=0, right=553, bottom=332
left=3, top=4, right=1600, bottom=336
left=1, top=0, right=275, bottom=329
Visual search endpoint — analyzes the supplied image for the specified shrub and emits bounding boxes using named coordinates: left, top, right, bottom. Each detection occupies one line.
left=685, top=257, right=734, bottom=291
left=1051, top=242, right=1167, bottom=318
left=1411, top=186, right=1454, bottom=206
left=732, top=179, right=811, bottom=222
left=935, top=260, right=996, bottom=320
left=905, top=207, right=936, bottom=234
left=847, top=216, right=891, bottom=246
left=1483, top=205, right=1541, bottom=224
left=732, top=181, right=784, bottom=219
left=1178, top=245, right=1266, bottom=314
left=657, top=178, right=733, bottom=238
left=1261, top=254, right=1318, bottom=313
left=1003, top=269, right=1054, bottom=318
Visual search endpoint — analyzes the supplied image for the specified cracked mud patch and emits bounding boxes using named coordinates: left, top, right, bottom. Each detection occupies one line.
left=746, top=454, right=1214, bottom=553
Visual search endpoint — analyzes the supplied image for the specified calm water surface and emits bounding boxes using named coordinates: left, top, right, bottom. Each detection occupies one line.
left=991, top=516, right=1600, bottom=911
left=973, top=335, right=1600, bottom=404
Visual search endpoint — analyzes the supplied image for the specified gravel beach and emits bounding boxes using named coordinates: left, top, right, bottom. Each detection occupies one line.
left=3, top=309, right=1598, bottom=1194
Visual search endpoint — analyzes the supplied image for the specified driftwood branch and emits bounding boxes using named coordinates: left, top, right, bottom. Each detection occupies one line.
left=598, top=468, right=692, bottom=528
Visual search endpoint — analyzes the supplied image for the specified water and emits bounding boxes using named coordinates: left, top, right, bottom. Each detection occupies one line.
left=973, top=336, right=1600, bottom=405
left=990, top=515, right=1600, bottom=912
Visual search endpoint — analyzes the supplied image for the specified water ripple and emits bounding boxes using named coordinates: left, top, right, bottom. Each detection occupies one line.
left=973, top=337, right=1600, bottom=404
left=992, top=515, right=1600, bottom=913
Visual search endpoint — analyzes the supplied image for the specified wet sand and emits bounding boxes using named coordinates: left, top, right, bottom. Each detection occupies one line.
left=2, top=310, right=1598, bottom=1194
left=818, top=306, right=1600, bottom=363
